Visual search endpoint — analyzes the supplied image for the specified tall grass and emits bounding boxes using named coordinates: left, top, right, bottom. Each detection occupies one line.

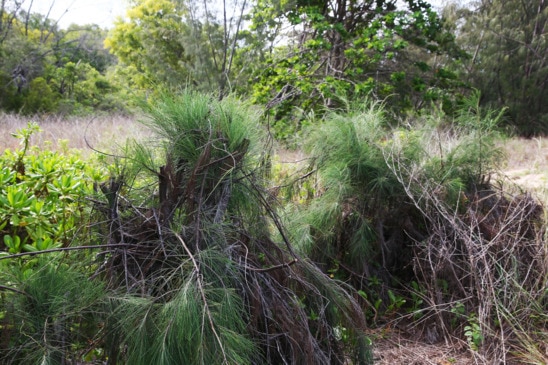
left=0, top=112, right=147, bottom=155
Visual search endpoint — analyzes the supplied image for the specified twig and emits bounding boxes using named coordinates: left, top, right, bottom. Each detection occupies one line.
left=0, top=284, right=31, bottom=298
left=243, top=259, right=298, bottom=273
left=0, top=243, right=133, bottom=261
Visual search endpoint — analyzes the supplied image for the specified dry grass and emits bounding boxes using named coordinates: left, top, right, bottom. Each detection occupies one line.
left=372, top=331, right=475, bottom=365
left=503, top=137, right=548, bottom=171
left=2, top=112, right=545, bottom=183
left=0, top=112, right=148, bottom=156
left=501, top=137, right=548, bottom=199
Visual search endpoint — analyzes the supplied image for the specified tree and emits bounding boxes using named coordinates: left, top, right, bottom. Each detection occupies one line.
left=105, top=0, right=253, bottom=98
left=0, top=5, right=121, bottom=114
left=105, top=0, right=190, bottom=91
left=0, top=10, right=57, bottom=112
left=250, top=0, right=467, bottom=138
left=183, top=0, right=252, bottom=98
left=451, top=0, right=548, bottom=134
left=59, top=24, right=116, bottom=73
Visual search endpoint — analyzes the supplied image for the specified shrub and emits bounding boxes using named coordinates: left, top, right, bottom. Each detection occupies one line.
left=0, top=122, right=105, bottom=254
left=287, top=93, right=547, bottom=362
left=0, top=259, right=107, bottom=364
left=0, top=122, right=108, bottom=364
left=91, top=91, right=372, bottom=364
left=23, top=77, right=59, bottom=114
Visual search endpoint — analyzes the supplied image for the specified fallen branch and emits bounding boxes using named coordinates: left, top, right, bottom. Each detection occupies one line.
left=0, top=243, right=133, bottom=261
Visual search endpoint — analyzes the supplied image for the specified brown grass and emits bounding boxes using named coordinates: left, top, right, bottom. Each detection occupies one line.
left=501, top=137, right=548, bottom=196
left=2, top=112, right=545, bottom=184
left=0, top=112, right=148, bottom=156
left=372, top=330, right=475, bottom=365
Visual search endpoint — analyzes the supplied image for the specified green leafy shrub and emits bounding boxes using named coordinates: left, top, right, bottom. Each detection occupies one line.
left=0, top=123, right=114, bottom=364
left=0, top=122, right=106, bottom=254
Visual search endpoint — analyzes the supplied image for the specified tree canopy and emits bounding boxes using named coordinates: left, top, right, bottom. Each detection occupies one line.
left=0, top=2, right=122, bottom=114
left=448, top=0, right=547, bottom=134
left=249, top=0, right=467, bottom=135
left=2, top=0, right=546, bottom=133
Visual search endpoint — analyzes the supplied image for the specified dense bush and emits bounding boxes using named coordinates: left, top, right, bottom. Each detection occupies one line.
left=0, top=122, right=108, bottom=364
left=282, top=93, right=547, bottom=362
left=0, top=259, right=107, bottom=364
left=88, top=91, right=371, bottom=364
left=0, top=122, right=105, bottom=253
left=0, top=92, right=546, bottom=364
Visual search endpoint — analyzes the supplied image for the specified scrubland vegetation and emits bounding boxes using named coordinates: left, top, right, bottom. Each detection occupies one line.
left=1, top=0, right=547, bottom=364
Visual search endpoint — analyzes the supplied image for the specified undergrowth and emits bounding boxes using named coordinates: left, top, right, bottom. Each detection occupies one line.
left=0, top=91, right=546, bottom=364
left=280, top=92, right=547, bottom=363
left=92, top=91, right=371, bottom=365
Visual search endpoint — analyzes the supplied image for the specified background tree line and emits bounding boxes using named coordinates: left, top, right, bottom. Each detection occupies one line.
left=0, top=0, right=546, bottom=135
left=0, top=1, right=120, bottom=114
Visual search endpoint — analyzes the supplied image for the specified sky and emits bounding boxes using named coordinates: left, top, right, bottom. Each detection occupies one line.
left=31, top=0, right=128, bottom=29
left=30, top=0, right=449, bottom=29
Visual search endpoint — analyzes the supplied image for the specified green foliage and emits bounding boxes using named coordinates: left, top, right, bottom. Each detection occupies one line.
left=62, top=24, right=116, bottom=74
left=105, top=0, right=190, bottom=92
left=272, top=93, right=548, bottom=362
left=108, top=250, right=257, bottom=365
left=285, top=94, right=505, bottom=315
left=0, top=122, right=106, bottom=253
left=0, top=88, right=544, bottom=363
left=135, top=90, right=267, bottom=227
left=286, top=102, right=408, bottom=282
left=0, top=259, right=107, bottom=364
left=0, top=7, right=123, bottom=115
left=92, top=91, right=371, bottom=364
left=464, top=314, right=483, bottom=351
left=250, top=0, right=467, bottom=138
left=450, top=0, right=548, bottom=134
left=105, top=0, right=257, bottom=98
left=23, top=77, right=58, bottom=114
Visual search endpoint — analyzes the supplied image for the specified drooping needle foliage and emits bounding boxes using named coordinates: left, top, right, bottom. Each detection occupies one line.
left=283, top=93, right=547, bottom=362
left=93, top=90, right=371, bottom=365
